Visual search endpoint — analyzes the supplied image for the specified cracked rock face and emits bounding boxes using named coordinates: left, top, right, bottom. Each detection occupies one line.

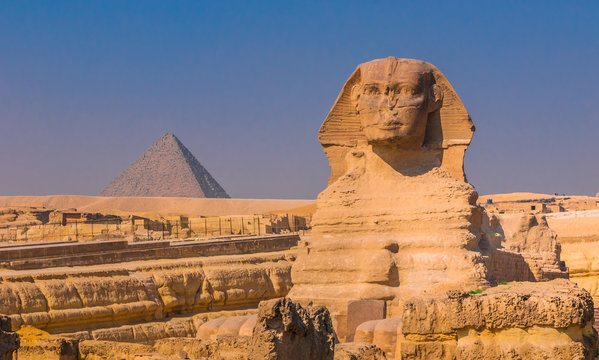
left=347, top=280, right=597, bottom=360
left=334, top=343, right=387, bottom=360
left=0, top=316, right=18, bottom=360
left=248, top=298, right=336, bottom=360
left=401, top=279, right=597, bottom=360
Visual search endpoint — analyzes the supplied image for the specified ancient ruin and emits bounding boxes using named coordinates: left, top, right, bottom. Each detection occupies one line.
left=288, top=58, right=568, bottom=338
left=479, top=192, right=599, bottom=331
left=357, top=280, right=596, bottom=359
left=101, top=133, right=229, bottom=198
left=0, top=205, right=309, bottom=245
left=1, top=58, right=597, bottom=359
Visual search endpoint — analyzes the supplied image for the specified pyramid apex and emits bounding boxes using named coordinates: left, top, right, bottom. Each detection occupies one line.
left=161, top=132, right=177, bottom=140
left=156, top=133, right=182, bottom=147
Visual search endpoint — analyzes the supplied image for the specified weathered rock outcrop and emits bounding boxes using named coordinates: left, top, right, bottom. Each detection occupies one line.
left=0, top=251, right=294, bottom=335
left=0, top=316, right=18, bottom=360
left=17, top=298, right=339, bottom=360
left=352, top=280, right=596, bottom=359
left=79, top=340, right=152, bottom=360
left=544, top=210, right=599, bottom=305
left=196, top=314, right=257, bottom=340
left=192, top=298, right=339, bottom=359
left=482, top=213, right=568, bottom=283
left=248, top=298, right=336, bottom=360
left=334, top=343, right=387, bottom=360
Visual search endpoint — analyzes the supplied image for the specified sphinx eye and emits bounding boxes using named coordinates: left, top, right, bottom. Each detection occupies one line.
left=401, top=85, right=421, bottom=95
left=364, top=85, right=380, bottom=95
left=388, top=84, right=401, bottom=95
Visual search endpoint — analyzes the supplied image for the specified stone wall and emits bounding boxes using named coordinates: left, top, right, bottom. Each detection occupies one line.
left=547, top=210, right=599, bottom=303
left=0, top=234, right=298, bottom=270
left=16, top=298, right=340, bottom=360
left=352, top=280, right=597, bottom=360
left=0, top=251, right=295, bottom=334
left=482, top=213, right=568, bottom=283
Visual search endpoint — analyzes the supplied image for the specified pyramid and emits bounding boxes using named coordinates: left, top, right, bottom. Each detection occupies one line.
left=100, top=133, right=229, bottom=198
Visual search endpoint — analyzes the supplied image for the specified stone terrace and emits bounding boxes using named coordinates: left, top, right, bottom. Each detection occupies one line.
left=0, top=234, right=299, bottom=270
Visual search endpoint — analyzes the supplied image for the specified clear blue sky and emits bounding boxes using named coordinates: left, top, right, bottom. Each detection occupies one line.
left=1, top=1, right=598, bottom=199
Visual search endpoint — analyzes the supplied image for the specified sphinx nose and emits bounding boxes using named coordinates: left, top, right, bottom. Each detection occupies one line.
left=386, top=97, right=396, bottom=109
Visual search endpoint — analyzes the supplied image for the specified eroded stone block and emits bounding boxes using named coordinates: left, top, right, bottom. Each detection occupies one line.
left=346, top=300, right=385, bottom=342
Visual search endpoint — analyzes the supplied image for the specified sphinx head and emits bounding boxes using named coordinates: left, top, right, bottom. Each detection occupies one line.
left=319, top=57, right=474, bottom=183
left=350, top=58, right=443, bottom=147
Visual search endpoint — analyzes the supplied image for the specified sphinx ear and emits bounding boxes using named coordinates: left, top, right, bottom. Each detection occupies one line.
left=428, top=83, right=443, bottom=112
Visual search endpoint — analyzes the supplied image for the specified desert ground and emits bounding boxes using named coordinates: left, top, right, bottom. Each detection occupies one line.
left=0, top=195, right=314, bottom=217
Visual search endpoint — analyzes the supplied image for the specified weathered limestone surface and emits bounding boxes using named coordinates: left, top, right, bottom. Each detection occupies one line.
left=334, top=343, right=387, bottom=360
left=16, top=298, right=341, bottom=360
left=545, top=210, right=599, bottom=304
left=482, top=213, right=567, bottom=283
left=0, top=316, right=18, bottom=360
left=352, top=280, right=596, bottom=359
left=153, top=336, right=250, bottom=359
left=248, top=298, right=336, bottom=360
left=60, top=309, right=255, bottom=344
left=20, top=334, right=247, bottom=360
left=196, top=314, right=257, bottom=340
left=79, top=340, right=152, bottom=360
left=19, top=338, right=79, bottom=360
left=0, top=251, right=294, bottom=335
left=346, top=300, right=386, bottom=342
left=0, top=234, right=299, bottom=270
left=288, top=57, right=567, bottom=340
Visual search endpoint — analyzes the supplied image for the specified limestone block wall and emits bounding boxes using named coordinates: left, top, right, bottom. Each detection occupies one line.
left=547, top=210, right=599, bottom=304
left=0, top=251, right=295, bottom=334
left=0, top=234, right=299, bottom=270
left=351, top=280, right=596, bottom=360
left=16, top=298, right=339, bottom=360
left=482, top=213, right=568, bottom=284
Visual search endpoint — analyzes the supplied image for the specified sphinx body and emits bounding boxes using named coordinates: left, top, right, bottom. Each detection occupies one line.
left=288, top=58, right=566, bottom=323
left=290, top=146, right=489, bottom=310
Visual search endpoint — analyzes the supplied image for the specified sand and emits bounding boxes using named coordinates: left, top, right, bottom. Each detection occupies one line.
left=478, top=192, right=587, bottom=203
left=0, top=195, right=315, bottom=217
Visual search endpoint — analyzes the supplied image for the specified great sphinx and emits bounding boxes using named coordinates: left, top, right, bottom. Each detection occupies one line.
left=288, top=57, right=567, bottom=323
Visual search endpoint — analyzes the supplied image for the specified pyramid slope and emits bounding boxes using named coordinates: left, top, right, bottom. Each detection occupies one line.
left=100, top=133, right=229, bottom=198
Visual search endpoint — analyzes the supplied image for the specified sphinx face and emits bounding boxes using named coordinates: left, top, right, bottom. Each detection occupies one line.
left=354, top=71, right=433, bottom=147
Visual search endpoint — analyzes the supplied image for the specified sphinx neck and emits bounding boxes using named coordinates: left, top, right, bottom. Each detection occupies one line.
left=368, top=143, right=443, bottom=176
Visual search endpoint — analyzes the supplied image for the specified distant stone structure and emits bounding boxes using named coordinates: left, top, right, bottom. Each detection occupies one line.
left=480, top=194, right=599, bottom=214
left=101, top=133, right=229, bottom=198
